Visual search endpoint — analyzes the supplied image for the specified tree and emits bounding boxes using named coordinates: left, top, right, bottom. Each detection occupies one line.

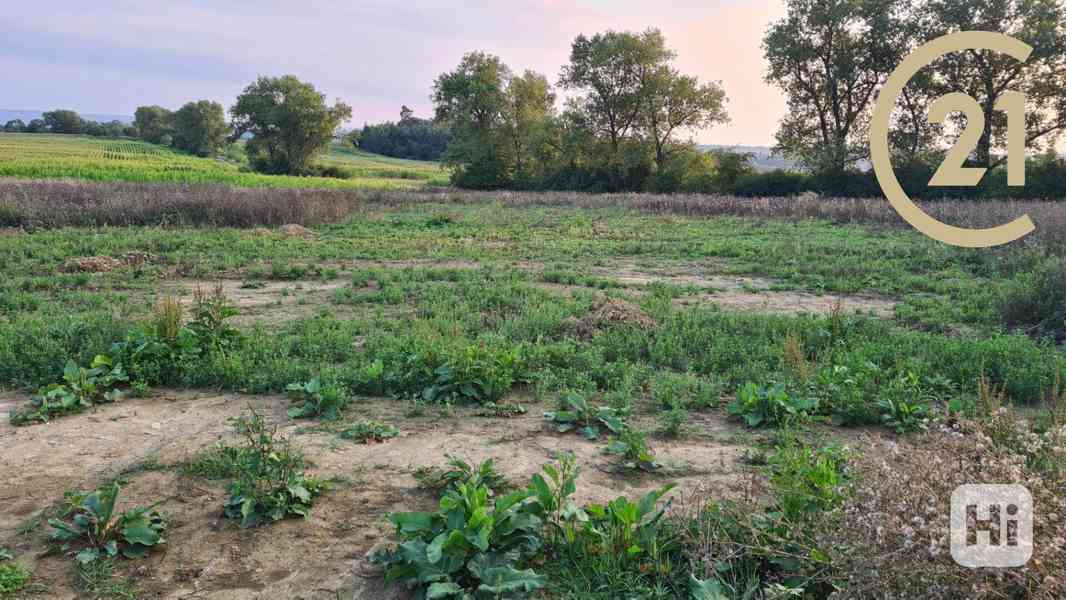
left=42, top=109, right=84, bottom=134
left=172, top=100, right=228, bottom=157
left=642, top=68, right=729, bottom=169
left=433, top=52, right=514, bottom=188
left=25, top=119, right=47, bottom=133
left=560, top=29, right=674, bottom=157
left=230, top=75, right=352, bottom=175
left=764, top=0, right=910, bottom=173
left=3, top=119, right=25, bottom=133
left=133, top=106, right=174, bottom=144
left=501, top=71, right=558, bottom=185
left=920, top=0, right=1066, bottom=167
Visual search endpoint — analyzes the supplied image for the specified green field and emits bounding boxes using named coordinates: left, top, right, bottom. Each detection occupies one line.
left=0, top=133, right=448, bottom=189
left=0, top=194, right=1063, bottom=597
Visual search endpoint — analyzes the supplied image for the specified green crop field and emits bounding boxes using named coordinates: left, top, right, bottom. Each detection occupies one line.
left=0, top=133, right=448, bottom=189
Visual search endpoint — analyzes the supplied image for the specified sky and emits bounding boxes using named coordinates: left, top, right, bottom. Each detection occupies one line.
left=0, top=0, right=787, bottom=147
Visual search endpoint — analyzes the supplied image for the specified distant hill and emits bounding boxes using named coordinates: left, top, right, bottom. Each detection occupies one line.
left=0, top=109, right=133, bottom=125
left=700, top=144, right=800, bottom=172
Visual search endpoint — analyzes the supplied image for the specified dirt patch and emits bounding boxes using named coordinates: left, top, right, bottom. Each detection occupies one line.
left=279, top=224, right=315, bottom=238
left=157, top=278, right=354, bottom=327
left=566, top=298, right=657, bottom=338
left=679, top=290, right=897, bottom=318
left=61, top=252, right=159, bottom=273
left=0, top=391, right=749, bottom=599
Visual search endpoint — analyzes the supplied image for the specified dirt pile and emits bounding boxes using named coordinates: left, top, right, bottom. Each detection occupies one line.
left=60, top=251, right=158, bottom=273
left=567, top=298, right=657, bottom=338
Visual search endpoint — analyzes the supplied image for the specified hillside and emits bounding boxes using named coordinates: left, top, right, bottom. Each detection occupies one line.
left=0, top=133, right=447, bottom=190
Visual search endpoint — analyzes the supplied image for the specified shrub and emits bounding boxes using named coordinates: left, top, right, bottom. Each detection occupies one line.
left=544, top=391, right=625, bottom=440
left=727, top=382, right=816, bottom=428
left=375, top=463, right=547, bottom=598
left=48, top=482, right=167, bottom=564
left=222, top=409, right=327, bottom=528
left=339, top=420, right=400, bottom=444
left=285, top=377, right=349, bottom=419
left=1001, top=257, right=1066, bottom=341
left=9, top=355, right=128, bottom=425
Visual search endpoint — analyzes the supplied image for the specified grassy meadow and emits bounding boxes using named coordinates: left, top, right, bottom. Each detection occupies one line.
left=0, top=182, right=1063, bottom=599
left=0, top=133, right=448, bottom=190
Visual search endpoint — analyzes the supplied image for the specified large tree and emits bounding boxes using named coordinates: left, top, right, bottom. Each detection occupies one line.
left=172, top=100, right=229, bottom=157
left=501, top=70, right=558, bottom=185
left=133, top=106, right=174, bottom=144
left=764, top=0, right=910, bottom=173
left=432, top=52, right=514, bottom=188
left=559, top=29, right=674, bottom=157
left=921, top=0, right=1066, bottom=167
left=230, top=75, right=352, bottom=175
left=641, top=68, right=729, bottom=169
left=42, top=110, right=84, bottom=134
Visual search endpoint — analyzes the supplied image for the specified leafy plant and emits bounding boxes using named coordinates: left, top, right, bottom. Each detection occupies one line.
left=877, top=372, right=930, bottom=434
left=606, top=427, right=659, bottom=472
left=727, top=383, right=816, bottom=428
left=48, top=481, right=166, bottom=564
left=476, top=402, right=527, bottom=418
left=582, top=485, right=679, bottom=575
left=222, top=409, right=327, bottom=528
left=10, top=355, right=128, bottom=425
left=375, top=460, right=547, bottom=599
left=544, top=391, right=625, bottom=440
left=413, top=456, right=510, bottom=495
left=0, top=562, right=29, bottom=599
left=418, top=345, right=521, bottom=405
left=339, top=420, right=400, bottom=444
left=285, top=377, right=349, bottom=419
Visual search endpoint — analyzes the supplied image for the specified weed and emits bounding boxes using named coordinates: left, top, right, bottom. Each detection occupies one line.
left=285, top=377, right=349, bottom=419
left=48, top=481, right=166, bottom=564
left=338, top=420, right=399, bottom=444
left=544, top=391, right=625, bottom=440
left=413, top=456, right=510, bottom=495
left=728, top=382, right=816, bottom=428
left=607, top=427, right=660, bottom=472
left=10, top=355, right=128, bottom=425
left=0, top=561, right=29, bottom=599
left=476, top=402, right=528, bottom=418
left=222, top=408, right=326, bottom=528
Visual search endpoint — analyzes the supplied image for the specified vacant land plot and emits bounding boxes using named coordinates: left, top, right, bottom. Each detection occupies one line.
left=0, top=134, right=446, bottom=190
left=0, top=188, right=1063, bottom=599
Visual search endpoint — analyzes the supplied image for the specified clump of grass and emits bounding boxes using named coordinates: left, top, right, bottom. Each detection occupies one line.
left=1000, top=257, right=1066, bottom=340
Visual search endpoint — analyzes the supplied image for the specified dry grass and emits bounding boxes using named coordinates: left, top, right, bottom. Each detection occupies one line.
left=3, top=178, right=1066, bottom=255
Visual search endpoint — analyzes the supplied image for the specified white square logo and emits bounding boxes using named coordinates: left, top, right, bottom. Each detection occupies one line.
left=951, top=484, right=1033, bottom=568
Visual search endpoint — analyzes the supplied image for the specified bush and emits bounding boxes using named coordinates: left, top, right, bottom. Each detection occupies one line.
left=49, top=482, right=167, bottom=564
left=732, top=169, right=814, bottom=197
left=222, top=409, right=327, bottom=528
left=1001, top=257, right=1066, bottom=341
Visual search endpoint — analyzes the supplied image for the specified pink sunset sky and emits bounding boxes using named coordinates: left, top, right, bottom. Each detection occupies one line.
left=0, top=1, right=787, bottom=146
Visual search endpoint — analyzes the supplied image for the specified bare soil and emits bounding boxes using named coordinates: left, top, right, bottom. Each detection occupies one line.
left=0, top=391, right=749, bottom=599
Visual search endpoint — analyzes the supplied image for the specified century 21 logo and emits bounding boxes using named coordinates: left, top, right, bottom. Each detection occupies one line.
left=870, top=32, right=1036, bottom=248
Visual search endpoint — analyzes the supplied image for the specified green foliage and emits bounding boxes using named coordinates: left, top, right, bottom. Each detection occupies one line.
left=767, top=439, right=850, bottom=524
left=876, top=372, right=930, bottom=434
left=1001, top=257, right=1066, bottom=341
left=339, top=420, right=400, bottom=444
left=48, top=481, right=166, bottom=564
left=10, top=354, right=128, bottom=425
left=285, top=377, right=349, bottom=419
left=134, top=105, right=174, bottom=144
left=358, top=106, right=452, bottom=161
left=606, top=427, right=659, bottom=472
left=222, top=409, right=326, bottom=528
left=727, top=383, right=816, bottom=428
left=414, top=456, right=510, bottom=496
left=0, top=551, right=29, bottom=599
left=230, top=75, right=353, bottom=175
left=172, top=100, right=228, bottom=157
left=375, top=461, right=547, bottom=599
left=414, top=344, right=521, bottom=405
left=544, top=391, right=625, bottom=440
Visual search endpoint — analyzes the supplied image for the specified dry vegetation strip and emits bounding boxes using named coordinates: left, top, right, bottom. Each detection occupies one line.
left=4, top=179, right=1066, bottom=254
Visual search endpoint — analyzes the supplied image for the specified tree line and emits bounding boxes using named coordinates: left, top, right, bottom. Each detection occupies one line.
left=3, top=76, right=352, bottom=178
left=431, top=0, right=1066, bottom=198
